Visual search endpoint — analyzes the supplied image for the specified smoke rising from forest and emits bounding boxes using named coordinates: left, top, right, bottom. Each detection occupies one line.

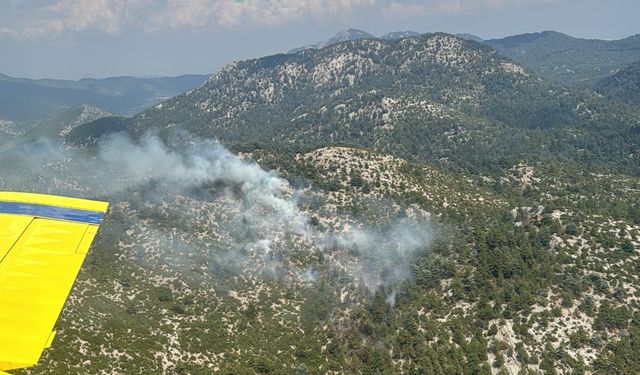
left=0, top=132, right=434, bottom=292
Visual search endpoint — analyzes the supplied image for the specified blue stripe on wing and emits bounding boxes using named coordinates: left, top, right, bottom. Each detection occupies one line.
left=0, top=201, right=105, bottom=224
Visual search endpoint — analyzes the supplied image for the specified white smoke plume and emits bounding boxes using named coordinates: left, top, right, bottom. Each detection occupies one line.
left=0, top=131, right=434, bottom=293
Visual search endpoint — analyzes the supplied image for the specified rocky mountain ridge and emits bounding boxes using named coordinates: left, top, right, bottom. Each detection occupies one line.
left=73, top=32, right=639, bottom=174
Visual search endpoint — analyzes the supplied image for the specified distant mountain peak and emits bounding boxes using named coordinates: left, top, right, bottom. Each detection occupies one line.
left=456, top=33, right=483, bottom=43
left=288, top=28, right=376, bottom=54
left=381, top=31, right=421, bottom=40
left=331, top=28, right=375, bottom=42
left=289, top=29, right=485, bottom=55
left=18, top=104, right=113, bottom=142
left=115, top=31, right=565, bottom=149
left=69, top=104, right=113, bottom=134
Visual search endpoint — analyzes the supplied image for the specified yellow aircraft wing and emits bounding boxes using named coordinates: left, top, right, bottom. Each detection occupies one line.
left=0, top=192, right=108, bottom=374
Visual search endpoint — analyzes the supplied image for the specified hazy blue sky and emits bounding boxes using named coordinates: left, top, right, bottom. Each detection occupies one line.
left=1, top=0, right=638, bottom=80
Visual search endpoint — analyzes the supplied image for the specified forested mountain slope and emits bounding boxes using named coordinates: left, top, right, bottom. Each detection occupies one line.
left=21, top=104, right=112, bottom=141
left=74, top=33, right=639, bottom=174
left=485, top=31, right=640, bottom=86
left=596, top=60, right=640, bottom=105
